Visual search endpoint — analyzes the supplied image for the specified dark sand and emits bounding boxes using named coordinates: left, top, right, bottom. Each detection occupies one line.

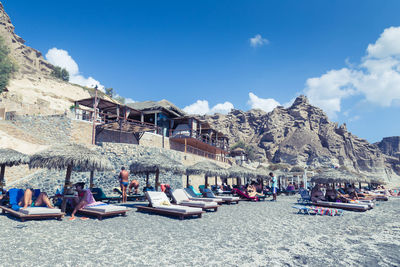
left=0, top=196, right=399, bottom=266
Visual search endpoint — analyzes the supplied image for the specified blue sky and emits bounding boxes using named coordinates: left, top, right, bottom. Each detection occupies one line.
left=3, top=0, right=400, bottom=142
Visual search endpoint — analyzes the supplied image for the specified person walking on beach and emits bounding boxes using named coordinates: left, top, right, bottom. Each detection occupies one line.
left=269, top=172, right=277, bottom=201
left=119, top=167, right=129, bottom=203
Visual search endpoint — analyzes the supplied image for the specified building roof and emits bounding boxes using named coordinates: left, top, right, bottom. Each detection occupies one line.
left=127, top=99, right=186, bottom=117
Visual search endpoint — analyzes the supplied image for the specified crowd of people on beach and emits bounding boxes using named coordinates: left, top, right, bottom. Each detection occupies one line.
left=1, top=165, right=399, bottom=221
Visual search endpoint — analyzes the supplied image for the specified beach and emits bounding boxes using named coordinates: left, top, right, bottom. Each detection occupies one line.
left=0, top=196, right=399, bottom=267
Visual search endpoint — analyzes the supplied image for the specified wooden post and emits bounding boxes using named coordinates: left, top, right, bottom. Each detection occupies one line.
left=186, top=175, right=190, bottom=188
left=205, top=175, right=208, bottom=188
left=155, top=169, right=160, bottom=191
left=61, top=164, right=73, bottom=213
left=184, top=139, right=187, bottom=154
left=91, top=87, right=98, bottom=145
left=89, top=170, right=94, bottom=188
left=0, top=164, right=5, bottom=190
left=146, top=172, right=149, bottom=186
left=215, top=176, right=218, bottom=185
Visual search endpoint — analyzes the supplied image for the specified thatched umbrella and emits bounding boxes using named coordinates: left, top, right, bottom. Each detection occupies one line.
left=129, top=153, right=185, bottom=191
left=0, top=148, right=30, bottom=190
left=222, top=165, right=258, bottom=186
left=311, top=168, right=360, bottom=184
left=186, top=160, right=228, bottom=188
left=29, top=143, right=113, bottom=212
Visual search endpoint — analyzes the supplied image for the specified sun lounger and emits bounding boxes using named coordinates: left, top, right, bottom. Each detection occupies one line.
left=136, top=191, right=204, bottom=220
left=203, top=188, right=240, bottom=204
left=313, top=201, right=370, bottom=212
left=232, top=188, right=260, bottom=201
left=172, top=189, right=220, bottom=211
left=188, top=186, right=202, bottom=197
left=0, top=188, right=64, bottom=221
left=78, top=190, right=130, bottom=220
left=91, top=187, right=122, bottom=203
left=292, top=205, right=343, bottom=216
left=297, top=188, right=311, bottom=204
left=183, top=188, right=224, bottom=203
left=112, top=187, right=146, bottom=201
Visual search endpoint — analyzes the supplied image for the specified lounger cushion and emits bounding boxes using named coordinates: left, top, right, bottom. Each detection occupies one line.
left=180, top=200, right=217, bottom=208
left=146, top=191, right=172, bottom=206
left=83, top=205, right=127, bottom=213
left=19, top=207, right=62, bottom=215
left=153, top=205, right=202, bottom=213
left=315, top=201, right=369, bottom=210
left=172, top=189, right=190, bottom=203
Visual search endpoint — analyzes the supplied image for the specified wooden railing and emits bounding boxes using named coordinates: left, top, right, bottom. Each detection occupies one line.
left=74, top=107, right=162, bottom=134
left=169, top=129, right=229, bottom=151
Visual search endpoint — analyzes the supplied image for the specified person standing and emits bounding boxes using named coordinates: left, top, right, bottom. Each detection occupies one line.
left=119, top=167, right=129, bottom=203
left=269, top=172, right=277, bottom=201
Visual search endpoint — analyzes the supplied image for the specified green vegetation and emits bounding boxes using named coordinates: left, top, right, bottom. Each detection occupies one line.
left=105, top=88, right=114, bottom=98
left=230, top=140, right=258, bottom=161
left=0, top=36, right=18, bottom=93
left=51, top=66, right=69, bottom=81
left=290, top=166, right=305, bottom=173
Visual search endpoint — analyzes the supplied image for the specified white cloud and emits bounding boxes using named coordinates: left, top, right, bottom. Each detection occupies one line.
left=304, top=26, right=400, bottom=118
left=125, top=98, right=135, bottom=104
left=249, top=34, right=269, bottom=47
left=45, top=48, right=105, bottom=91
left=183, top=100, right=234, bottom=115
left=247, top=92, right=280, bottom=112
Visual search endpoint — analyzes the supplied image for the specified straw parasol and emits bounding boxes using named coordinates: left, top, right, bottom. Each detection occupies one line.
left=186, top=160, right=228, bottom=188
left=129, top=153, right=185, bottom=191
left=0, top=148, right=30, bottom=190
left=29, top=143, right=113, bottom=212
left=310, top=168, right=360, bottom=184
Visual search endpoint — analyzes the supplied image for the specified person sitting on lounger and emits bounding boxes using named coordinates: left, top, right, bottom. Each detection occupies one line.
left=128, top=179, right=139, bottom=194
left=18, top=188, right=54, bottom=209
left=246, top=184, right=264, bottom=198
left=345, top=184, right=359, bottom=200
left=70, top=182, right=95, bottom=221
left=311, top=184, right=326, bottom=202
left=325, top=186, right=337, bottom=202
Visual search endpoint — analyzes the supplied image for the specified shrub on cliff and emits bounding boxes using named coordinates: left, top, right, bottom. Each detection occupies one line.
left=0, top=36, right=18, bottom=93
left=51, top=66, right=69, bottom=81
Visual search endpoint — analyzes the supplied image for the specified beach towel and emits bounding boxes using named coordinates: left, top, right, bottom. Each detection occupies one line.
left=188, top=186, right=202, bottom=197
left=232, top=188, right=258, bottom=201
left=8, top=188, right=24, bottom=211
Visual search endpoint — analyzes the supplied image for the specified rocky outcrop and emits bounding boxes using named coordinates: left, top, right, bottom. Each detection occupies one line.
left=0, top=2, right=54, bottom=76
left=375, top=137, right=400, bottom=157
left=202, top=95, right=400, bottom=183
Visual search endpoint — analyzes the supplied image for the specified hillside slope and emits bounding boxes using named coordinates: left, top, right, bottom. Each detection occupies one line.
left=0, top=2, right=112, bottom=115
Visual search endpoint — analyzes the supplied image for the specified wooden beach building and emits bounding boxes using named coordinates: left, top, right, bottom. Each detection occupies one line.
left=74, top=97, right=230, bottom=163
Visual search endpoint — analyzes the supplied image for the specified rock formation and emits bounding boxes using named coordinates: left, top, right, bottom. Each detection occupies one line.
left=0, top=2, right=112, bottom=115
left=0, top=2, right=54, bottom=75
left=202, top=95, right=400, bottom=183
left=375, top=136, right=400, bottom=157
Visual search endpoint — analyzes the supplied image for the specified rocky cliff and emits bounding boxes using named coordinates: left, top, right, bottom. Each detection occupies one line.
left=375, top=136, right=400, bottom=158
left=202, top=95, right=400, bottom=184
left=0, top=2, right=111, bottom=115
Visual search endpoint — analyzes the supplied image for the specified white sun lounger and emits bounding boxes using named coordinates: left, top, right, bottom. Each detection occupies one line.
left=136, top=191, right=204, bottom=220
left=172, top=189, right=220, bottom=211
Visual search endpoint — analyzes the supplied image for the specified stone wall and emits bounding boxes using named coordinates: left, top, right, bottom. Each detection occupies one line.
left=10, top=114, right=72, bottom=144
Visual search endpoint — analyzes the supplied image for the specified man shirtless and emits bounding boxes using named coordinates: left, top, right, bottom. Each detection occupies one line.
left=128, top=180, right=139, bottom=194
left=119, top=167, right=129, bottom=203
